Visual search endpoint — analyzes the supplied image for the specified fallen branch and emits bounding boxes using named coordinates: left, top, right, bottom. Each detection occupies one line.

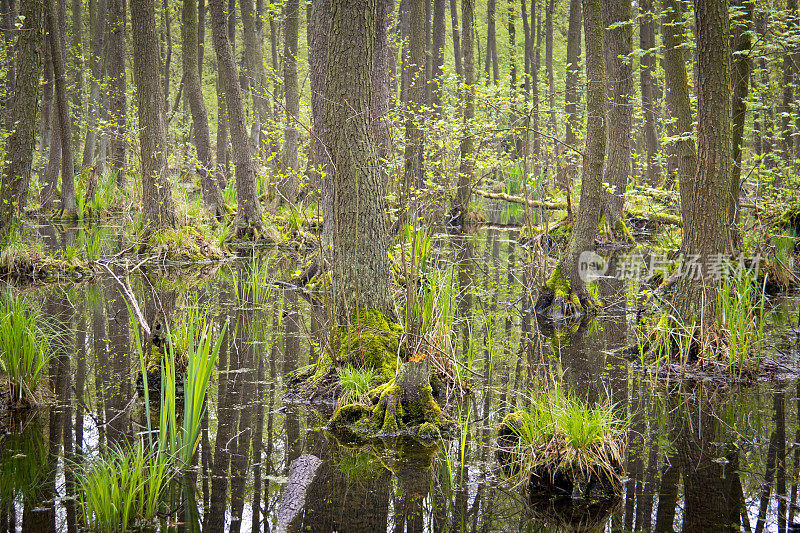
left=97, top=261, right=151, bottom=336
left=475, top=189, right=568, bottom=210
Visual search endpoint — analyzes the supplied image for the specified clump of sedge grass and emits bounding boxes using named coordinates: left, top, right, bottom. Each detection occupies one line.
left=498, top=387, right=626, bottom=497
left=716, top=271, right=766, bottom=376
left=78, top=441, right=170, bottom=533
left=0, top=294, right=50, bottom=407
left=337, top=364, right=380, bottom=406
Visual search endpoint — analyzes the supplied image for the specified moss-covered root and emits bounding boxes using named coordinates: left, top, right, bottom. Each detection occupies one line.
left=600, top=214, right=636, bottom=245
left=289, top=308, right=401, bottom=401
left=330, top=360, right=456, bottom=444
left=534, top=264, right=598, bottom=320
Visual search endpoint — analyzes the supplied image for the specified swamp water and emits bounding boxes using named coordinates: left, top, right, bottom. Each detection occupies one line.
left=0, top=223, right=799, bottom=532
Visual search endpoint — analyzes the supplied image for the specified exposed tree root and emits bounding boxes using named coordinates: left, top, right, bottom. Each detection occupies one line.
left=534, top=264, right=598, bottom=320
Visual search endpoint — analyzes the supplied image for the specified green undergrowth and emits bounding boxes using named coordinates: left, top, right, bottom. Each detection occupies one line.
left=635, top=271, right=767, bottom=379
left=496, top=386, right=626, bottom=500
left=289, top=308, right=402, bottom=397
left=78, top=306, right=222, bottom=532
left=0, top=293, right=50, bottom=407
left=0, top=229, right=94, bottom=282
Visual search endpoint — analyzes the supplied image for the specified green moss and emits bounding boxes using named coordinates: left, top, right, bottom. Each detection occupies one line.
left=545, top=264, right=582, bottom=309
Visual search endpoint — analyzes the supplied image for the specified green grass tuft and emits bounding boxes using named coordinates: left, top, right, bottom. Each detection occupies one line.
left=0, top=294, right=50, bottom=407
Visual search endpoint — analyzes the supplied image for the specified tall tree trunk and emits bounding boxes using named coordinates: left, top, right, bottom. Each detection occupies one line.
left=674, top=0, right=733, bottom=325
left=546, top=0, right=555, bottom=172
left=372, top=0, right=393, bottom=163
left=662, top=0, right=696, bottom=193
left=602, top=0, right=633, bottom=231
left=0, top=0, right=44, bottom=237
left=81, top=0, right=107, bottom=170
left=563, top=0, right=581, bottom=185
left=508, top=0, right=517, bottom=142
left=450, top=0, right=462, bottom=79
left=240, top=0, right=271, bottom=158
left=47, top=0, right=76, bottom=217
left=729, top=0, right=753, bottom=248
left=640, top=0, right=661, bottom=184
left=543, top=0, right=606, bottom=314
left=280, top=0, right=299, bottom=204
left=404, top=0, right=426, bottom=193
left=0, top=0, right=18, bottom=125
left=431, top=0, right=445, bottom=112
left=754, top=10, right=772, bottom=167
left=130, top=0, right=178, bottom=228
left=781, top=0, right=797, bottom=169
left=183, top=0, right=225, bottom=218
left=37, top=31, right=54, bottom=193
left=216, top=70, right=230, bottom=187
left=70, top=0, right=83, bottom=147
left=324, top=0, right=393, bottom=317
left=454, top=0, right=474, bottom=224
left=210, top=0, right=263, bottom=237
left=107, top=0, right=126, bottom=184
left=309, top=0, right=330, bottom=176
left=485, top=0, right=499, bottom=84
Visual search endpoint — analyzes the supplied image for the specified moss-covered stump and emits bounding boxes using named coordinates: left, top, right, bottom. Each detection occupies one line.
left=497, top=411, right=624, bottom=501
left=534, top=264, right=598, bottom=321
left=329, top=359, right=456, bottom=444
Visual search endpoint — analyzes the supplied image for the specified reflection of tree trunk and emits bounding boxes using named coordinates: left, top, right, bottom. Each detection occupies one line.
left=229, top=305, right=256, bottom=533
left=284, top=290, right=302, bottom=466
left=203, top=310, right=234, bottom=531
left=653, top=451, right=680, bottom=533
left=676, top=396, right=740, bottom=532
left=775, top=389, right=787, bottom=533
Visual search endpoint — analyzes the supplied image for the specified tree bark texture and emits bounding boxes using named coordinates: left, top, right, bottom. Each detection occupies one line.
left=280, top=0, right=299, bottom=204
left=561, top=0, right=606, bottom=302
left=309, top=0, right=330, bottom=172
left=675, top=0, right=733, bottom=323
left=602, top=0, right=632, bottom=226
left=130, top=0, right=178, bottom=228
left=81, top=0, right=107, bottom=170
left=183, top=0, right=225, bottom=218
left=404, top=0, right=426, bottom=192
left=47, top=0, right=76, bottom=216
left=107, top=0, right=126, bottom=185
left=729, top=0, right=753, bottom=248
left=0, top=0, right=43, bottom=237
left=661, top=0, right=696, bottom=192
left=210, top=0, right=263, bottom=236
left=640, top=0, right=661, bottom=184
left=454, top=0, right=475, bottom=223
left=324, top=0, right=393, bottom=318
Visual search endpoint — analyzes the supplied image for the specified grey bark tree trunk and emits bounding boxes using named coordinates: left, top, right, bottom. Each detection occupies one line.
left=602, top=0, right=632, bottom=229
left=240, top=0, right=271, bottom=158
left=662, top=0, right=696, bottom=194
left=130, top=0, right=178, bottom=228
left=485, top=0, right=499, bottom=84
left=280, top=0, right=299, bottom=204
left=0, top=0, right=43, bottom=237
left=560, top=0, right=606, bottom=307
left=324, top=0, right=393, bottom=317
left=309, top=0, right=330, bottom=176
left=47, top=0, right=76, bottom=217
left=781, top=0, right=797, bottom=168
left=210, top=0, right=263, bottom=237
left=674, top=0, right=733, bottom=324
left=70, top=0, right=83, bottom=148
left=640, top=0, right=661, bottom=184
left=450, top=0, right=462, bottom=79
left=81, top=0, right=107, bottom=170
left=183, top=0, right=225, bottom=218
left=563, top=0, right=581, bottom=185
left=404, top=0, right=426, bottom=193
left=729, top=0, right=753, bottom=248
left=454, top=0, right=474, bottom=224
left=107, top=0, right=125, bottom=185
